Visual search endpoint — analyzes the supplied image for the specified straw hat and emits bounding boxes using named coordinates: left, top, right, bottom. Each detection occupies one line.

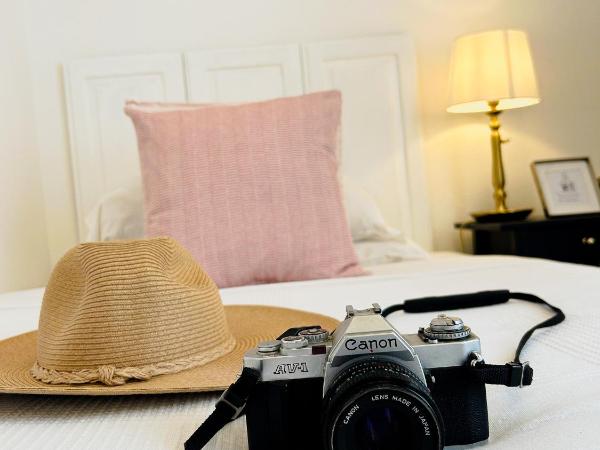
left=0, top=238, right=338, bottom=395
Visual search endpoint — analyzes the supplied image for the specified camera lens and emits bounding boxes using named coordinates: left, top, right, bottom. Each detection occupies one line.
left=323, top=360, right=443, bottom=450
left=356, top=402, right=420, bottom=449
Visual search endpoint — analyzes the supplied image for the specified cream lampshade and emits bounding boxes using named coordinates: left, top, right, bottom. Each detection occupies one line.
left=447, top=29, right=541, bottom=222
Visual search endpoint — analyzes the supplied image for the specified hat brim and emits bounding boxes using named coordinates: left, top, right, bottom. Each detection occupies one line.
left=0, top=305, right=339, bottom=396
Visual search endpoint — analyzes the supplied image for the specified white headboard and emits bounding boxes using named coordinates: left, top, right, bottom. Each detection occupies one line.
left=64, top=35, right=432, bottom=249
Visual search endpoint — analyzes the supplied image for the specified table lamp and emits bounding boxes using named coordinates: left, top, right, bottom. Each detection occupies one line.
left=447, top=29, right=540, bottom=222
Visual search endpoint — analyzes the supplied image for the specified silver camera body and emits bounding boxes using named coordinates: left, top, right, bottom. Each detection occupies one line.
left=243, top=304, right=488, bottom=450
left=244, top=303, right=482, bottom=390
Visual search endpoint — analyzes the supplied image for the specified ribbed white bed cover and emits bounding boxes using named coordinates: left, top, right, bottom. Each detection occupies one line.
left=1, top=253, right=599, bottom=449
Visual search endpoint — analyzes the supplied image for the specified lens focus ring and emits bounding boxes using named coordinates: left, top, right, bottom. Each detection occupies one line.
left=322, top=359, right=444, bottom=450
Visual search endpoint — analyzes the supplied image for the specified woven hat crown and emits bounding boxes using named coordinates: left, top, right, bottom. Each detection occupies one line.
left=32, top=237, right=235, bottom=386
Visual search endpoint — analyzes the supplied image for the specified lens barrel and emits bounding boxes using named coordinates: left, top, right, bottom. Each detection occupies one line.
left=322, top=359, right=443, bottom=450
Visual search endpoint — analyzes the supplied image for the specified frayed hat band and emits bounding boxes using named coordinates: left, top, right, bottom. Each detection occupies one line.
left=30, top=337, right=236, bottom=386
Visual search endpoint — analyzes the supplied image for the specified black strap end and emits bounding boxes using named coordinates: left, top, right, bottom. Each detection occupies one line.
left=471, top=361, right=533, bottom=388
left=507, top=361, right=533, bottom=387
left=185, top=368, right=260, bottom=449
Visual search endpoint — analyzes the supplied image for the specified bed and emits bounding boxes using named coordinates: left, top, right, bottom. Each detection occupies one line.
left=3, top=35, right=599, bottom=450
left=1, top=253, right=599, bottom=449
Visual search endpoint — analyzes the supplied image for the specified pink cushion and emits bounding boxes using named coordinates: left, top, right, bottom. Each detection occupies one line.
left=125, top=91, right=365, bottom=288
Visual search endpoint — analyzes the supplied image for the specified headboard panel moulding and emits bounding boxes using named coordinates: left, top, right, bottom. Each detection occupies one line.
left=62, top=35, right=432, bottom=250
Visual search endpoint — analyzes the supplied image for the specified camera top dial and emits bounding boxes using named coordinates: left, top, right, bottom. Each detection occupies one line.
left=299, top=328, right=329, bottom=344
left=281, top=335, right=309, bottom=349
left=421, top=314, right=471, bottom=342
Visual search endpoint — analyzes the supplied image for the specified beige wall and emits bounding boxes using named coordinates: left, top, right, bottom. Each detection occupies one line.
left=0, top=1, right=51, bottom=292
left=1, top=0, right=599, bottom=292
left=417, top=0, right=600, bottom=249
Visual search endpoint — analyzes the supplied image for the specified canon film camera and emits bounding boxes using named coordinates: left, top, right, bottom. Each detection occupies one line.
left=244, top=304, right=489, bottom=450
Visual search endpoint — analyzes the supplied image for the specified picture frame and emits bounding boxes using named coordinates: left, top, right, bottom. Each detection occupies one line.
left=531, top=157, right=600, bottom=217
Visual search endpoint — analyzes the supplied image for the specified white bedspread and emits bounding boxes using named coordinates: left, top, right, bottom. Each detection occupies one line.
left=1, top=253, right=599, bottom=449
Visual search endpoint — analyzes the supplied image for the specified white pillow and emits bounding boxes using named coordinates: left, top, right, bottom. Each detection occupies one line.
left=353, top=240, right=429, bottom=266
left=342, top=180, right=407, bottom=242
left=341, top=179, right=428, bottom=265
left=85, top=184, right=144, bottom=242
left=85, top=181, right=428, bottom=265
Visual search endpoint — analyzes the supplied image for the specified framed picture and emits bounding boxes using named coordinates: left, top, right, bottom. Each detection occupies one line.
left=531, top=157, right=600, bottom=217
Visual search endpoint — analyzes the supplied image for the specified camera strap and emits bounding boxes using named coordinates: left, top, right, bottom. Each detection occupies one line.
left=186, top=290, right=565, bottom=449
left=381, top=290, right=566, bottom=388
left=185, top=326, right=320, bottom=449
left=184, top=367, right=260, bottom=450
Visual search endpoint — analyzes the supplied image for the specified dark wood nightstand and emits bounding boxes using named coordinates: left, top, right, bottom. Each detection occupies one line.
left=455, top=215, right=600, bottom=266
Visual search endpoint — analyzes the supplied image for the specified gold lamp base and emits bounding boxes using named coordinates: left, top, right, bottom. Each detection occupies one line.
left=471, top=208, right=533, bottom=223
left=471, top=101, right=533, bottom=224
